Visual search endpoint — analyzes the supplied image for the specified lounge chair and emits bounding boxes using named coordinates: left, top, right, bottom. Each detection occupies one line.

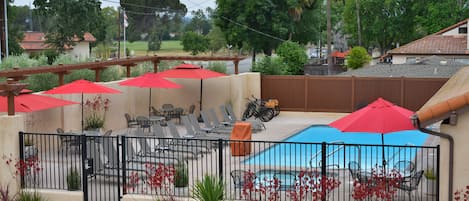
left=94, top=136, right=180, bottom=177
left=133, top=127, right=199, bottom=159
left=182, top=115, right=230, bottom=140
left=199, top=110, right=233, bottom=133
left=167, top=121, right=221, bottom=147
left=223, top=104, right=266, bottom=131
left=190, top=113, right=232, bottom=134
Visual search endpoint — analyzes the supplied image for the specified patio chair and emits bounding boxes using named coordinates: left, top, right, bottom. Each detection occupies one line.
left=169, top=107, right=184, bottom=123
left=188, top=104, right=195, bottom=114
left=397, top=170, right=424, bottom=201
left=57, top=128, right=81, bottom=154
left=394, top=160, right=416, bottom=176
left=124, top=113, right=138, bottom=128
left=348, top=161, right=361, bottom=181
left=230, top=170, right=257, bottom=189
left=135, top=116, right=151, bottom=132
left=151, top=106, right=163, bottom=116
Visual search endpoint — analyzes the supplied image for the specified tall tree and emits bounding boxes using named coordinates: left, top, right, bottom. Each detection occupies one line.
left=34, top=0, right=103, bottom=52
left=215, top=0, right=320, bottom=55
left=184, top=8, right=212, bottom=35
left=120, top=0, right=187, bottom=42
left=343, top=0, right=416, bottom=54
left=413, top=0, right=469, bottom=36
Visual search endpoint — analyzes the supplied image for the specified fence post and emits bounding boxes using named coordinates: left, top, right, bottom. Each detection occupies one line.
left=18, top=131, right=25, bottom=188
left=321, top=142, right=327, bottom=201
left=121, top=135, right=126, bottom=197
left=218, top=138, right=223, bottom=180
left=81, top=134, right=88, bottom=201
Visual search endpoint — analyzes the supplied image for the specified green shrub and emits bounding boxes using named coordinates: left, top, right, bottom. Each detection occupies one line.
left=174, top=163, right=189, bottom=187
left=207, top=62, right=227, bottom=74
left=192, top=175, right=224, bottom=201
left=346, top=46, right=371, bottom=69
left=100, top=66, right=124, bottom=82
left=25, top=73, right=58, bottom=92
left=0, top=54, right=42, bottom=70
left=276, top=41, right=308, bottom=75
left=16, top=191, right=44, bottom=201
left=252, top=56, right=287, bottom=75
left=67, top=168, right=81, bottom=191
left=424, top=168, right=437, bottom=180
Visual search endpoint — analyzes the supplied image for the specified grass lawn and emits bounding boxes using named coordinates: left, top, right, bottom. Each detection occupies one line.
left=119, top=40, right=186, bottom=56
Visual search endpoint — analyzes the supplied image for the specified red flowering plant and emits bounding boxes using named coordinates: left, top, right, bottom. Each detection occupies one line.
left=241, top=170, right=280, bottom=201
left=84, top=95, right=110, bottom=130
left=1, top=153, right=42, bottom=200
left=454, top=185, right=469, bottom=201
left=287, top=169, right=341, bottom=201
left=124, top=163, right=176, bottom=201
left=351, top=168, right=402, bottom=201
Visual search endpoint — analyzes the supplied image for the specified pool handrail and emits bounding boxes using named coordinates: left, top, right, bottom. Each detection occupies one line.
left=310, top=141, right=363, bottom=169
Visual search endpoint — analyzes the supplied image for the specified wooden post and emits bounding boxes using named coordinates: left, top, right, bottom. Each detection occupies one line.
left=126, top=65, right=131, bottom=77
left=234, top=60, right=239, bottom=74
left=7, top=91, right=14, bottom=115
left=152, top=58, right=160, bottom=73
left=94, top=68, right=102, bottom=82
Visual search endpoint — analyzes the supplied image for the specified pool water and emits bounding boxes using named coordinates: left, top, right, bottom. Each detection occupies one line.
left=244, top=125, right=429, bottom=169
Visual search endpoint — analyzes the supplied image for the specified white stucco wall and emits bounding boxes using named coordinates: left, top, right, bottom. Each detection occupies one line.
left=439, top=113, right=469, bottom=200
left=70, top=42, right=91, bottom=59
left=0, top=72, right=261, bottom=136
left=0, top=115, right=24, bottom=199
left=441, top=23, right=467, bottom=36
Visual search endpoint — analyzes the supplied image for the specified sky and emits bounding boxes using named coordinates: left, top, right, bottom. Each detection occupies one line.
left=12, top=0, right=216, bottom=14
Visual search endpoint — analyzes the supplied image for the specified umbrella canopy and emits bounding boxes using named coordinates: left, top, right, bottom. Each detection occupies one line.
left=0, top=94, right=78, bottom=113
left=44, top=79, right=121, bottom=132
left=119, top=73, right=182, bottom=116
left=158, top=63, right=226, bottom=80
left=329, top=97, right=415, bottom=169
left=158, top=63, right=226, bottom=114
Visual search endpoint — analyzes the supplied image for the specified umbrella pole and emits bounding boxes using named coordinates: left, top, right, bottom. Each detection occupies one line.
left=198, top=80, right=203, bottom=122
left=381, top=134, right=386, bottom=172
left=149, top=89, right=152, bottom=117
left=81, top=93, right=84, bottom=133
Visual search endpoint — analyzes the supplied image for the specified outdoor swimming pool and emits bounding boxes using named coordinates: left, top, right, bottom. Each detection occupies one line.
left=244, top=125, right=429, bottom=169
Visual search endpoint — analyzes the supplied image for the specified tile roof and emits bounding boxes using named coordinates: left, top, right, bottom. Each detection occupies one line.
left=21, top=32, right=96, bottom=51
left=389, top=19, right=468, bottom=55
left=416, top=66, right=469, bottom=124
left=337, top=63, right=465, bottom=78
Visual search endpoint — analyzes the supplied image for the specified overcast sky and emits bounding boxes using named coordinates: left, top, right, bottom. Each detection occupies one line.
left=12, top=0, right=216, bottom=14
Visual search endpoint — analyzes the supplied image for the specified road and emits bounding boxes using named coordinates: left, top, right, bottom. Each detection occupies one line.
left=226, top=56, right=253, bottom=74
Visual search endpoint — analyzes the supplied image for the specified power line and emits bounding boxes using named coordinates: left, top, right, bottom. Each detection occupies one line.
left=219, top=15, right=286, bottom=42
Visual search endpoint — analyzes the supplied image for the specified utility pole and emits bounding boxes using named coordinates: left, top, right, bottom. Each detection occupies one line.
left=117, top=6, right=121, bottom=58
left=355, top=0, right=362, bottom=46
left=326, top=0, right=332, bottom=74
left=0, top=0, right=6, bottom=60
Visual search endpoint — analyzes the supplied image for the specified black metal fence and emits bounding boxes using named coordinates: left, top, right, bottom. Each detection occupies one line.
left=19, top=132, right=439, bottom=201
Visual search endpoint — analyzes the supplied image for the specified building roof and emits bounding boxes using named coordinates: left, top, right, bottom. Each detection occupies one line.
left=20, top=32, right=96, bottom=51
left=389, top=18, right=468, bottom=55
left=337, top=63, right=466, bottom=78
left=416, top=66, right=469, bottom=125
left=331, top=50, right=350, bottom=58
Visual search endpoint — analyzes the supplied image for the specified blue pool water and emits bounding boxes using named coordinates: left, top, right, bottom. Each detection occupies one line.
left=244, top=125, right=429, bottom=169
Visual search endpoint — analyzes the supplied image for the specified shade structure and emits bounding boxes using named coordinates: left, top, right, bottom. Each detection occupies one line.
left=158, top=63, right=226, bottom=114
left=0, top=94, right=78, bottom=113
left=328, top=97, right=415, bottom=169
left=119, top=73, right=182, bottom=116
left=44, top=79, right=121, bottom=132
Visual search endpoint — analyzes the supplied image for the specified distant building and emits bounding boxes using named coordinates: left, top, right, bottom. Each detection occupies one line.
left=388, top=18, right=469, bottom=65
left=20, top=32, right=96, bottom=59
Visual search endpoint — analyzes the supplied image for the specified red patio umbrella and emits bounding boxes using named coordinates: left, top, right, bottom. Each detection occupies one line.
left=158, top=63, right=226, bottom=114
left=328, top=97, right=415, bottom=169
left=0, top=93, right=78, bottom=113
left=44, top=79, right=121, bottom=132
left=119, top=73, right=182, bottom=116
